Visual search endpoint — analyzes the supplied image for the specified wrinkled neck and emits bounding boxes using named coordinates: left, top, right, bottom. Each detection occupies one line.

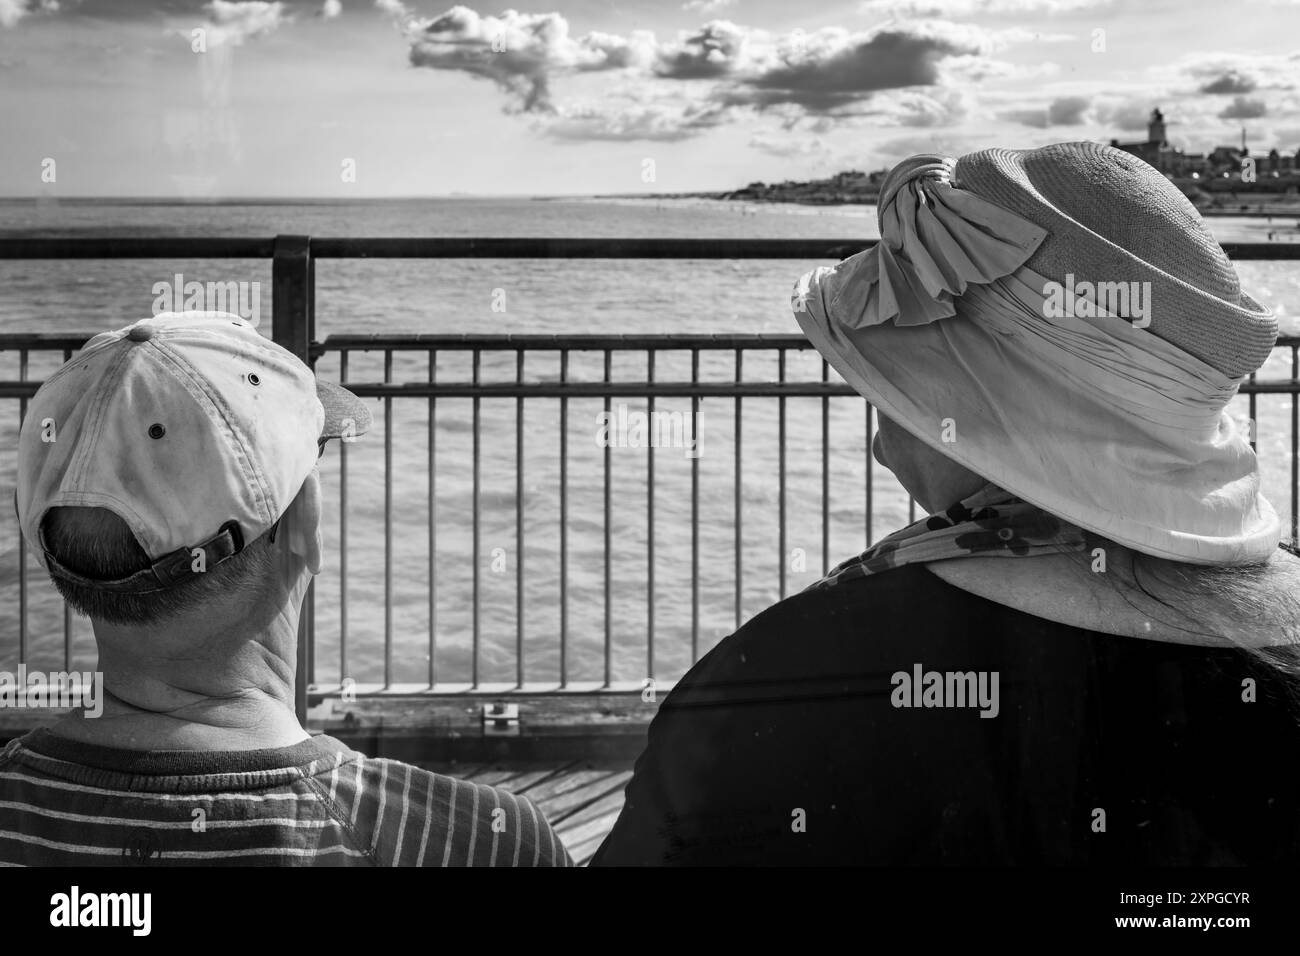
left=52, top=585, right=309, bottom=752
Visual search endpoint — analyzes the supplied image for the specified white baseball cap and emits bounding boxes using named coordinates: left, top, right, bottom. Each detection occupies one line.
left=16, top=311, right=371, bottom=593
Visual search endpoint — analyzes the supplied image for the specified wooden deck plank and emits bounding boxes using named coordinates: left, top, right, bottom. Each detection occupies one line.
left=521, top=766, right=622, bottom=804
left=568, top=830, right=617, bottom=867
left=494, top=765, right=578, bottom=795
left=554, top=789, right=628, bottom=866
left=538, top=771, right=632, bottom=825
left=554, top=789, right=627, bottom=840
left=562, top=797, right=629, bottom=865
left=421, top=762, right=581, bottom=795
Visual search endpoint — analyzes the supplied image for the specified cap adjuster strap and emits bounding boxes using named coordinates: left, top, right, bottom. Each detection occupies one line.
left=44, top=520, right=246, bottom=595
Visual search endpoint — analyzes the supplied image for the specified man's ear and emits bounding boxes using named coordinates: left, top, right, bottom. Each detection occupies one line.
left=281, top=468, right=322, bottom=575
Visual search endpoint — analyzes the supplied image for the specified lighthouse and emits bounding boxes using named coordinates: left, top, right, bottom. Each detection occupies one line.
left=1148, top=107, right=1167, bottom=148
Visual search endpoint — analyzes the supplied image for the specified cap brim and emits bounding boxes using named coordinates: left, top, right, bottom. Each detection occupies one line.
left=317, top=380, right=372, bottom=440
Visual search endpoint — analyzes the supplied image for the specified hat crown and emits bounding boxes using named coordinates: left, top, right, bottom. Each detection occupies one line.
left=954, top=142, right=1275, bottom=378
left=16, top=313, right=324, bottom=566
left=1015, top=142, right=1241, bottom=304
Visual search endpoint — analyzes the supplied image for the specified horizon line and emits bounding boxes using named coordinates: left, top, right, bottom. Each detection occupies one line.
left=0, top=192, right=720, bottom=202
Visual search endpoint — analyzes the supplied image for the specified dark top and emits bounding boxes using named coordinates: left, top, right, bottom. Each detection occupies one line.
left=590, top=564, right=1300, bottom=865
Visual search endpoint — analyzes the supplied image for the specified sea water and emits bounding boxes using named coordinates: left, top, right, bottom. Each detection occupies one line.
left=0, top=197, right=1296, bottom=686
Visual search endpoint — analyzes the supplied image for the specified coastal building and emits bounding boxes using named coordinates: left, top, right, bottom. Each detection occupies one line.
left=1263, top=148, right=1299, bottom=175
left=1109, top=107, right=1300, bottom=190
left=1110, top=108, right=1180, bottom=173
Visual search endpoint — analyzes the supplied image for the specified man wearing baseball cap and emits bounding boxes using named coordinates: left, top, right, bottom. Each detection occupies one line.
left=0, top=312, right=570, bottom=866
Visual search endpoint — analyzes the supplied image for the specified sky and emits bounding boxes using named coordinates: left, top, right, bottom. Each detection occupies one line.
left=0, top=0, right=1298, bottom=197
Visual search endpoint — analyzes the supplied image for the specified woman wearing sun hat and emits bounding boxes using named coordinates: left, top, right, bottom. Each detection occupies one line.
left=592, top=142, right=1300, bottom=866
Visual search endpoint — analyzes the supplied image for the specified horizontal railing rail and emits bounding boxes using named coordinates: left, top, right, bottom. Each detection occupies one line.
left=1, top=236, right=1298, bottom=728
left=3, top=237, right=1300, bottom=260
left=5, top=332, right=1299, bottom=400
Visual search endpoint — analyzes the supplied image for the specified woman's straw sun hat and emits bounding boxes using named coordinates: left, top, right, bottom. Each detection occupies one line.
left=793, top=141, right=1280, bottom=565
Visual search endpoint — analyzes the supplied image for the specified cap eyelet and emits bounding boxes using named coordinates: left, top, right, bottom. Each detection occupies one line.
left=246, top=372, right=261, bottom=386
left=148, top=424, right=166, bottom=440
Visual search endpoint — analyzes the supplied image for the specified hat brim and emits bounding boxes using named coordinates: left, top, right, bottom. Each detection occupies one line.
left=317, top=380, right=372, bottom=440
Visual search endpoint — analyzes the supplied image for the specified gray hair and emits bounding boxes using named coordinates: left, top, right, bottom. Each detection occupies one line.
left=41, top=506, right=276, bottom=627
left=1072, top=537, right=1300, bottom=686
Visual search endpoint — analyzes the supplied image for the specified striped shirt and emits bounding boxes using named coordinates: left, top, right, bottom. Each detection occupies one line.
left=0, top=730, right=572, bottom=867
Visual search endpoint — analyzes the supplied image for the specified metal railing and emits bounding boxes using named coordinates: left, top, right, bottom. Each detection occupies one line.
left=2, top=237, right=1298, bottom=721
left=309, top=333, right=882, bottom=699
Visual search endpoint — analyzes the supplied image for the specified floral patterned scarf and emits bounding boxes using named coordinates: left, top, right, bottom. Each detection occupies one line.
left=813, top=484, right=1090, bottom=589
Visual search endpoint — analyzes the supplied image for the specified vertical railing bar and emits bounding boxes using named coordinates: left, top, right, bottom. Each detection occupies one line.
left=18, top=349, right=28, bottom=666
left=303, top=579, right=315, bottom=693
left=472, top=349, right=481, bottom=690
left=1292, top=346, right=1298, bottom=546
left=646, top=350, right=655, bottom=681
left=272, top=234, right=313, bottom=724
left=516, top=348, right=525, bottom=690
left=383, top=349, right=393, bottom=690
left=434, top=348, right=444, bottom=691
left=338, top=351, right=348, bottom=686
left=305, top=256, right=317, bottom=695
left=691, top=348, right=700, bottom=664
left=559, top=350, right=569, bottom=688
left=865, top=403, right=874, bottom=545
left=735, top=348, right=743, bottom=631
left=1249, top=370, right=1258, bottom=455
left=603, top=349, right=612, bottom=689
left=821, top=358, right=829, bottom=576
left=778, top=349, right=787, bottom=599
left=59, top=357, right=70, bottom=668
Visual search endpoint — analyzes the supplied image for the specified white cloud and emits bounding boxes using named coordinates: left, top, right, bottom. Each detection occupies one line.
left=0, top=0, right=56, bottom=29
left=859, top=130, right=1008, bottom=170
left=0, top=0, right=25, bottom=28
left=859, top=0, right=1108, bottom=15
left=872, top=87, right=973, bottom=126
left=322, top=0, right=342, bottom=18
left=683, top=0, right=738, bottom=11
left=544, top=100, right=730, bottom=141
left=997, top=94, right=1091, bottom=127
left=655, top=20, right=768, bottom=79
left=202, top=1, right=288, bottom=46
left=1219, top=95, right=1267, bottom=120
left=1094, top=99, right=1155, bottom=132
left=395, top=7, right=1053, bottom=140
left=748, top=129, right=830, bottom=159
left=1152, top=52, right=1299, bottom=93
left=404, top=6, right=656, bottom=112
left=1198, top=69, right=1257, bottom=95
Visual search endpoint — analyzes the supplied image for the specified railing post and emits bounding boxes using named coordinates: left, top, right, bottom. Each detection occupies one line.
left=273, top=235, right=314, bottom=361
left=273, top=235, right=315, bottom=726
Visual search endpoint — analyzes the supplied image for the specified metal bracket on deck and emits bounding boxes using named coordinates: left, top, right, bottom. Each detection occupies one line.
left=482, top=703, right=520, bottom=736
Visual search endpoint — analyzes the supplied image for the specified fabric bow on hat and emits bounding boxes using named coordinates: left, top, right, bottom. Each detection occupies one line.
left=822, top=154, right=1049, bottom=330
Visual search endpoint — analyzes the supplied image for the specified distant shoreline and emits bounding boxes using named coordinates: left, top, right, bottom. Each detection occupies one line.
left=3, top=192, right=1299, bottom=217
left=589, top=191, right=1300, bottom=218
